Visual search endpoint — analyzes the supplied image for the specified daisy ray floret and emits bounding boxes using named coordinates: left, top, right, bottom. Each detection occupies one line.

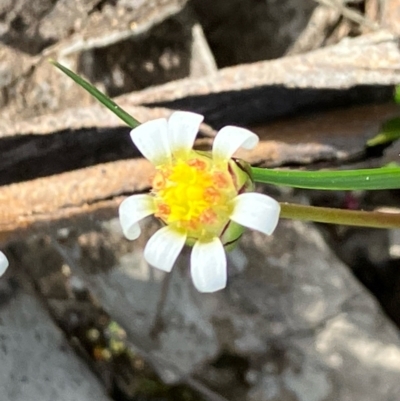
left=0, top=251, right=8, bottom=277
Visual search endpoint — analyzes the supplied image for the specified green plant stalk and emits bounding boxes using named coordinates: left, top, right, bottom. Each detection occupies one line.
left=50, top=60, right=140, bottom=128
left=280, top=203, right=400, bottom=229
left=252, top=167, right=400, bottom=190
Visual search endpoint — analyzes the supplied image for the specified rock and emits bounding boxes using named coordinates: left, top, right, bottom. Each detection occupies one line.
left=382, top=0, right=400, bottom=34
left=22, top=212, right=400, bottom=401
left=0, top=266, right=112, bottom=401
left=1, top=99, right=398, bottom=240
left=191, top=0, right=317, bottom=66
left=286, top=3, right=344, bottom=56
left=0, top=0, right=215, bottom=122
left=74, top=0, right=217, bottom=96
left=121, top=30, right=399, bottom=127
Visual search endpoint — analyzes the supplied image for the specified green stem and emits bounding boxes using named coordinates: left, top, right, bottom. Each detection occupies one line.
left=280, top=202, right=400, bottom=229
left=252, top=167, right=400, bottom=190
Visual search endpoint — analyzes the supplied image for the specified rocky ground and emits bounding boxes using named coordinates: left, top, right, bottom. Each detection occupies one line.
left=1, top=1, right=400, bottom=400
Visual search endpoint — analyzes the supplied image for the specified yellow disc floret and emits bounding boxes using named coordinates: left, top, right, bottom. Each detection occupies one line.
left=152, top=151, right=237, bottom=241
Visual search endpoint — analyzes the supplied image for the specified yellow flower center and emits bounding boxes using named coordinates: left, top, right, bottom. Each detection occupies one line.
left=152, top=152, right=237, bottom=241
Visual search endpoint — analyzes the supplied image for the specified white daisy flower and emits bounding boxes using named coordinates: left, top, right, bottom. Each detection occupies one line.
left=119, top=111, right=280, bottom=293
left=0, top=251, right=9, bottom=277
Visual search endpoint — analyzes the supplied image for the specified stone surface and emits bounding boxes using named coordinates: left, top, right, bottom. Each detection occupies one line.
left=1, top=100, right=398, bottom=243
left=121, top=30, right=400, bottom=127
left=0, top=0, right=215, bottom=122
left=191, top=0, right=317, bottom=67
left=382, top=0, right=400, bottom=34
left=0, top=266, right=112, bottom=401
left=24, top=212, right=400, bottom=401
left=76, top=5, right=216, bottom=97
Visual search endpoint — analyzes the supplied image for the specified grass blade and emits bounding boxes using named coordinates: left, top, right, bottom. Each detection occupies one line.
left=50, top=60, right=140, bottom=128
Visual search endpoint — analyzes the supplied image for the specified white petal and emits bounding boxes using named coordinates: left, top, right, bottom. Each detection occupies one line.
left=212, top=126, right=259, bottom=161
left=130, top=118, right=171, bottom=165
left=144, top=226, right=187, bottom=272
left=168, top=111, right=204, bottom=155
left=230, top=193, right=280, bottom=235
left=191, top=238, right=227, bottom=293
left=0, top=251, right=8, bottom=277
left=119, top=195, right=155, bottom=240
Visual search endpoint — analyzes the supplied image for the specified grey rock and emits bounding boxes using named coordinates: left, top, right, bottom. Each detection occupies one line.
left=45, top=213, right=400, bottom=400
left=390, top=228, right=400, bottom=258
left=0, top=267, right=112, bottom=401
left=122, top=30, right=399, bottom=127
left=0, top=0, right=215, bottom=122
left=191, top=0, right=317, bottom=66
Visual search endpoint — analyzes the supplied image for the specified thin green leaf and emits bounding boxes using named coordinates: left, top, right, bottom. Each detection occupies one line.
left=50, top=60, right=140, bottom=128
left=252, top=166, right=400, bottom=190
left=367, top=117, right=400, bottom=146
